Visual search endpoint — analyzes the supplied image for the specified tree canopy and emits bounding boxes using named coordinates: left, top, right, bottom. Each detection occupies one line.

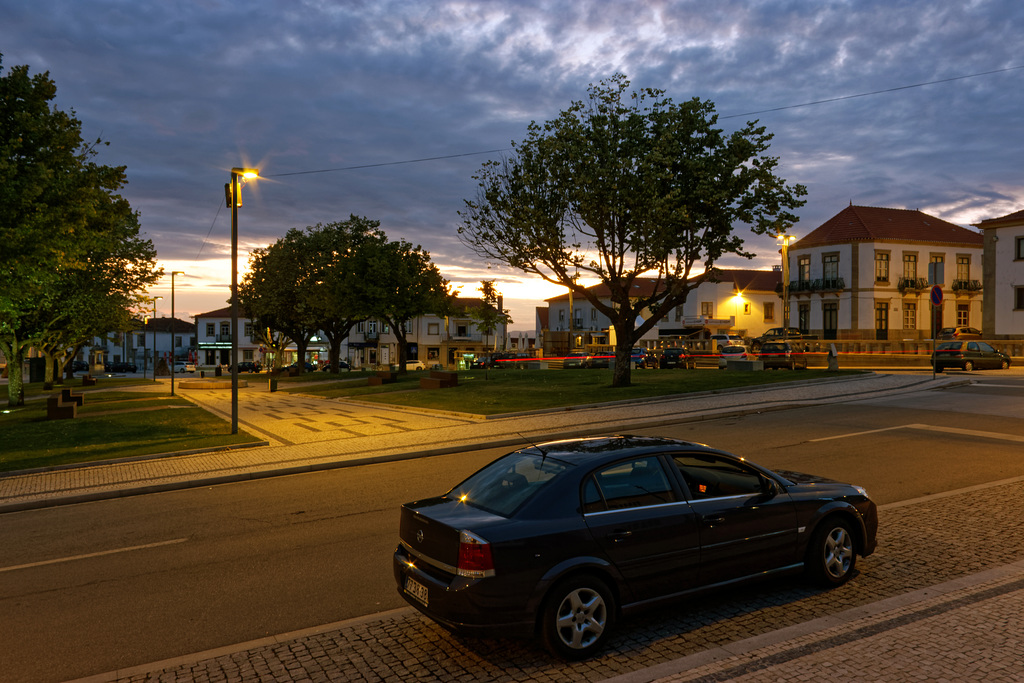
left=1, top=57, right=160, bottom=405
left=458, top=74, right=806, bottom=386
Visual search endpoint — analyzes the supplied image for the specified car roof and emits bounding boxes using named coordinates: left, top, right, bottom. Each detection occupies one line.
left=515, top=435, right=720, bottom=466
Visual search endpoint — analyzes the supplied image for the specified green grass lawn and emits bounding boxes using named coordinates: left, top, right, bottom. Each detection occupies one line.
left=285, top=367, right=864, bottom=415
left=0, top=379, right=261, bottom=473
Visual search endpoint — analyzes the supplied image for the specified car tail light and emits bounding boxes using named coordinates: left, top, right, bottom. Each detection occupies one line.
left=457, top=530, right=495, bottom=578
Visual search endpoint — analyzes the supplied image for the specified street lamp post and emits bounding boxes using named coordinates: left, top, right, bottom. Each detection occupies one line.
left=170, top=271, right=184, bottom=396
left=151, top=296, right=163, bottom=381
left=228, top=167, right=259, bottom=435
left=778, top=235, right=794, bottom=340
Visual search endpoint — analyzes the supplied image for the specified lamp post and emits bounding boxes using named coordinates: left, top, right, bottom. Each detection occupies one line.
left=228, top=167, right=259, bottom=434
left=778, top=235, right=794, bottom=340
left=170, top=271, right=184, bottom=396
left=151, top=296, right=163, bottom=380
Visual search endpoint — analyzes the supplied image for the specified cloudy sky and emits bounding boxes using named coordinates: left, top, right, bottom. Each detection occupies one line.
left=4, top=0, right=1022, bottom=329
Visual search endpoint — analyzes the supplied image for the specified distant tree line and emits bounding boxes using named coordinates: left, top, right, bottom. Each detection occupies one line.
left=238, top=217, right=456, bottom=375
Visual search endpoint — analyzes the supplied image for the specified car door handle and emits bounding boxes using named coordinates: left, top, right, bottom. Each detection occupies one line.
left=607, top=530, right=633, bottom=542
left=703, top=515, right=726, bottom=525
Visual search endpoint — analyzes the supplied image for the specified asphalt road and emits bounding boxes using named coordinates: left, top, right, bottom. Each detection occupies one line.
left=2, top=376, right=1023, bottom=682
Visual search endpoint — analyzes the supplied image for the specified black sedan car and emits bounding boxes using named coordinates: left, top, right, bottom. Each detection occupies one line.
left=658, top=346, right=695, bottom=369
left=932, top=340, right=1010, bottom=372
left=394, top=436, right=877, bottom=659
left=758, top=341, right=808, bottom=370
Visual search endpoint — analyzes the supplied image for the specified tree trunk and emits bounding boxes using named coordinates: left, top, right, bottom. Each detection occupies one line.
left=1, top=337, right=26, bottom=407
left=610, top=320, right=636, bottom=388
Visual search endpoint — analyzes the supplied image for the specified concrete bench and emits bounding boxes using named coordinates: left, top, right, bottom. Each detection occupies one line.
left=420, top=370, right=458, bottom=389
left=47, top=394, right=77, bottom=420
left=81, top=375, right=97, bottom=386
left=60, top=388, right=85, bottom=407
left=725, top=359, right=764, bottom=372
left=368, top=370, right=398, bottom=386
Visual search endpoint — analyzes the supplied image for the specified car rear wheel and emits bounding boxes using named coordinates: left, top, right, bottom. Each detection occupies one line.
left=541, top=575, right=615, bottom=659
left=964, top=361, right=974, bottom=372
left=806, top=518, right=856, bottom=587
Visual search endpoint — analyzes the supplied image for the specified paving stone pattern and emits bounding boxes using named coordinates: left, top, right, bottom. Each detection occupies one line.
left=105, top=477, right=1024, bottom=682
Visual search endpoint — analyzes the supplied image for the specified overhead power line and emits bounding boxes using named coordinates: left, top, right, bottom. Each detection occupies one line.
left=721, top=64, right=1024, bottom=119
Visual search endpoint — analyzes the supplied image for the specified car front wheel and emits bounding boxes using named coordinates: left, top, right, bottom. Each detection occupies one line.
left=964, top=361, right=974, bottom=372
left=541, top=575, right=615, bottom=659
left=806, top=518, right=856, bottom=587
left=1001, top=360, right=1009, bottom=370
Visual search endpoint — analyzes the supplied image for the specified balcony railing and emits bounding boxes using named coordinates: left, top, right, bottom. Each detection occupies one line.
left=951, top=279, right=982, bottom=293
left=897, top=277, right=929, bottom=293
left=789, top=278, right=846, bottom=293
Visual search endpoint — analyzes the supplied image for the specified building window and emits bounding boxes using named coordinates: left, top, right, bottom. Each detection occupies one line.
left=743, top=302, right=751, bottom=315
left=427, top=322, right=439, bottom=335
left=1016, top=237, right=1024, bottom=260
left=763, top=301, right=775, bottom=322
left=956, top=256, right=970, bottom=282
left=206, top=323, right=215, bottom=336
left=903, top=302, right=917, bottom=330
left=875, top=252, right=890, bottom=283
left=903, top=253, right=918, bottom=280
left=174, top=335, right=182, bottom=348
left=957, top=304, right=969, bottom=327
left=456, top=324, right=468, bottom=337
left=1015, top=286, right=1024, bottom=309
left=244, top=322, right=253, bottom=337
left=590, top=308, right=597, bottom=320
left=357, top=321, right=364, bottom=333
left=823, top=254, right=839, bottom=283
left=798, top=255, right=810, bottom=282
left=558, top=309, right=565, bottom=321
left=136, top=333, right=145, bottom=346
left=798, top=303, right=810, bottom=333
left=700, top=301, right=714, bottom=317
left=822, top=302, right=838, bottom=340
left=220, top=322, right=229, bottom=337
left=930, top=255, right=944, bottom=284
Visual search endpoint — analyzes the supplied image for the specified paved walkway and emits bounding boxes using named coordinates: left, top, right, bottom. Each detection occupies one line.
left=8, top=371, right=1024, bottom=682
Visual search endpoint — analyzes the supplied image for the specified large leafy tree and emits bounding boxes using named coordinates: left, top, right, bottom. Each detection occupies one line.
left=0, top=57, right=159, bottom=405
left=356, top=238, right=452, bottom=373
left=305, top=216, right=385, bottom=373
left=459, top=74, right=806, bottom=387
left=238, top=229, right=321, bottom=374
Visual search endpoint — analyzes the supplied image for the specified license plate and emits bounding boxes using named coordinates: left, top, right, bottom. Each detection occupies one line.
left=405, top=576, right=429, bottom=606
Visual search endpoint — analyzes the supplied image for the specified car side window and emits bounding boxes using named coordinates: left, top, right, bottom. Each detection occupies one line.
left=583, top=456, right=676, bottom=512
left=967, top=342, right=980, bottom=352
left=672, top=454, right=765, bottom=499
left=979, top=342, right=996, bottom=353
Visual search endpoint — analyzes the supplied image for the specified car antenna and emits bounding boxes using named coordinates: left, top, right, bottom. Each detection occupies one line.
left=517, top=432, right=549, bottom=462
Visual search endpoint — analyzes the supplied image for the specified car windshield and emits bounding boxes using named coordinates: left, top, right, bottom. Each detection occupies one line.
left=446, top=452, right=572, bottom=517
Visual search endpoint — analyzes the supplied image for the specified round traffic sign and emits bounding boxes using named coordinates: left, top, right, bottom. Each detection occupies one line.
left=930, top=285, right=943, bottom=306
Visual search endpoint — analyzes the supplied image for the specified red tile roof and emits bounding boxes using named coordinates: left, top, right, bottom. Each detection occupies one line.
left=793, top=205, right=982, bottom=248
left=544, top=269, right=779, bottom=302
left=974, top=208, right=1024, bottom=229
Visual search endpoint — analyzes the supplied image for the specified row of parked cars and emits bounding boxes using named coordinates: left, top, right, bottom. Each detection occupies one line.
left=561, top=341, right=811, bottom=371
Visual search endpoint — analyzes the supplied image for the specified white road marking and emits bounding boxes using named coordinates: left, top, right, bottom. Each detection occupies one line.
left=810, top=423, right=1024, bottom=444
left=0, top=537, right=188, bottom=573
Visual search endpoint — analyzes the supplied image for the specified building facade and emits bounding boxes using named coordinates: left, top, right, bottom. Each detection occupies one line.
left=787, top=205, right=984, bottom=340
left=975, top=208, right=1024, bottom=338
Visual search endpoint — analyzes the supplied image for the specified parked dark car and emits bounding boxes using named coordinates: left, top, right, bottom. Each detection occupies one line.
left=658, top=346, right=695, bottom=369
left=584, top=353, right=612, bottom=369
left=932, top=340, right=1010, bottom=372
left=758, top=341, right=808, bottom=370
left=104, top=361, right=137, bottom=373
left=319, top=360, right=350, bottom=371
left=394, top=436, right=877, bottom=659
left=562, top=352, right=588, bottom=368
left=286, top=361, right=314, bottom=373
left=636, top=350, right=661, bottom=369
left=233, top=361, right=261, bottom=373
left=936, top=326, right=982, bottom=341
left=70, top=360, right=89, bottom=373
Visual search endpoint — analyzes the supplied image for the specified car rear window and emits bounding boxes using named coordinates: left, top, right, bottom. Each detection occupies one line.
left=721, top=345, right=746, bottom=353
left=936, top=342, right=961, bottom=350
left=447, top=452, right=571, bottom=517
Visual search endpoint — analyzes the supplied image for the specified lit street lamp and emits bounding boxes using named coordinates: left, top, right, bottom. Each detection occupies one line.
left=170, top=271, right=184, bottom=396
left=778, top=235, right=795, bottom=340
left=227, top=167, right=259, bottom=434
left=151, top=296, right=163, bottom=380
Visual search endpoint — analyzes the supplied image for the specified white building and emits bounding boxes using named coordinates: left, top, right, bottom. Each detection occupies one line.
left=975, top=208, right=1024, bottom=338
left=787, top=205, right=984, bottom=340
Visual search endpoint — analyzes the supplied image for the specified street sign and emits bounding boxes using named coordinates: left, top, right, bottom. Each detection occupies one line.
left=930, top=285, right=943, bottom=307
